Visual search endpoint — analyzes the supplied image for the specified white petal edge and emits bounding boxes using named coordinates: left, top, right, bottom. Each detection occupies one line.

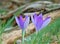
left=15, top=16, right=20, bottom=27
left=31, top=15, right=35, bottom=24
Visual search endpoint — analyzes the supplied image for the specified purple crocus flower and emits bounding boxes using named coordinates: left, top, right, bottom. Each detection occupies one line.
left=15, top=15, right=30, bottom=31
left=31, top=13, right=51, bottom=32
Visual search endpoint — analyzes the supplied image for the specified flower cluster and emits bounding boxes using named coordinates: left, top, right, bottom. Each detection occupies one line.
left=15, top=13, right=51, bottom=44
left=15, top=13, right=51, bottom=32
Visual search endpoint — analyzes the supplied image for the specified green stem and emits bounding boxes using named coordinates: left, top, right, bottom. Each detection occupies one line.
left=22, top=30, right=25, bottom=44
left=32, top=29, right=38, bottom=44
left=0, top=35, right=2, bottom=44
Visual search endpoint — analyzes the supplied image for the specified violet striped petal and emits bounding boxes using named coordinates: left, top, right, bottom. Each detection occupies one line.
left=24, top=16, right=30, bottom=29
left=34, top=13, right=38, bottom=24
left=35, top=16, right=43, bottom=31
left=38, top=13, right=43, bottom=19
left=41, top=17, right=51, bottom=29
left=19, top=16, right=25, bottom=29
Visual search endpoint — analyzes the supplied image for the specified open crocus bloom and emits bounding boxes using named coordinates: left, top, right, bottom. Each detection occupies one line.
left=31, top=13, right=51, bottom=32
left=15, top=15, right=30, bottom=31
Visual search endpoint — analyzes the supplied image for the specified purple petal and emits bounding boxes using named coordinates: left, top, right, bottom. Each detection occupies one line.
left=24, top=16, right=30, bottom=29
left=41, top=17, right=51, bottom=29
left=35, top=13, right=43, bottom=31
left=35, top=16, right=43, bottom=31
left=19, top=15, right=24, bottom=22
left=31, top=13, right=38, bottom=24
left=15, top=16, right=20, bottom=28
left=33, top=13, right=38, bottom=24
left=38, top=13, right=43, bottom=18
left=34, top=13, right=37, bottom=18
left=19, top=16, right=25, bottom=29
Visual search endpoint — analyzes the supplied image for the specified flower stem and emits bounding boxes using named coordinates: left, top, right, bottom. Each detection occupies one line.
left=0, top=35, right=2, bottom=44
left=32, top=31, right=38, bottom=44
left=22, top=30, right=25, bottom=44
